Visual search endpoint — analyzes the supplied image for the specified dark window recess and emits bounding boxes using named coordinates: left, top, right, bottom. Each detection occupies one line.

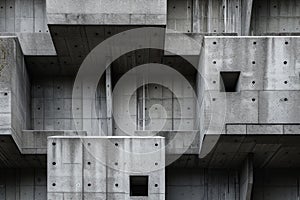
left=130, top=176, right=149, bottom=196
left=220, top=71, right=241, bottom=92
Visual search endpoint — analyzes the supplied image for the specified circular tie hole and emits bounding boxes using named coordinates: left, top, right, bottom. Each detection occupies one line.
left=252, top=81, right=256, bottom=84
left=87, top=162, right=91, bottom=165
left=115, top=183, right=118, bottom=187
left=115, top=143, right=118, bottom=146
left=4, top=93, right=7, bottom=96
left=52, top=162, right=56, bottom=165
left=87, top=143, right=91, bottom=146
left=284, top=61, right=287, bottom=65
left=213, top=61, right=216, bottom=64
left=155, top=162, right=158, bottom=166
left=252, top=61, right=256, bottom=64
left=253, top=41, right=257, bottom=45
left=252, top=98, right=256, bottom=102
left=88, top=183, right=91, bottom=187
left=213, top=41, right=217, bottom=45
left=52, top=142, right=56, bottom=146
left=285, top=41, right=289, bottom=45
left=155, top=143, right=158, bottom=147
left=57, top=107, right=60, bottom=110
left=115, top=162, right=118, bottom=166
left=155, top=184, right=158, bottom=187
left=52, top=183, right=56, bottom=187
left=37, top=107, right=40, bottom=110
left=212, top=98, right=216, bottom=101
left=213, top=81, right=216, bottom=84
left=284, top=98, right=288, bottom=101
left=284, top=81, right=288, bottom=84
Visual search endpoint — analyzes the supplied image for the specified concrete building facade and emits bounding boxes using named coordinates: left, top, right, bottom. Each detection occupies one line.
left=0, top=0, right=300, bottom=199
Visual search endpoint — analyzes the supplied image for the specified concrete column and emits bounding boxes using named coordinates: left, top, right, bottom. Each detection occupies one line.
left=241, top=0, right=254, bottom=35
left=106, top=62, right=113, bottom=136
left=240, top=153, right=253, bottom=200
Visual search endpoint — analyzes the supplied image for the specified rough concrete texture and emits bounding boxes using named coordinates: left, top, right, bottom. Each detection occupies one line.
left=46, top=0, right=167, bottom=25
left=48, top=136, right=165, bottom=199
left=0, top=0, right=300, bottom=199
left=0, top=37, right=30, bottom=149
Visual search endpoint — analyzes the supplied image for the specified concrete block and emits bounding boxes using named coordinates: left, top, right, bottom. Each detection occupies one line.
left=226, top=124, right=247, bottom=134
left=247, top=125, right=283, bottom=134
left=284, top=125, right=300, bottom=134
left=259, top=91, right=300, bottom=123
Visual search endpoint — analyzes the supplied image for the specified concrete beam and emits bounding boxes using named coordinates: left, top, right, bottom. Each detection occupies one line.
left=240, top=153, right=253, bottom=200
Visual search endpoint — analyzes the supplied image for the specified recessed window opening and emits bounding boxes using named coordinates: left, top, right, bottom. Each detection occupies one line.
left=220, top=71, right=241, bottom=92
left=130, top=176, right=149, bottom=196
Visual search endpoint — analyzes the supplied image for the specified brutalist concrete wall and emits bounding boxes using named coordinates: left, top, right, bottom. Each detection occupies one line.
left=46, top=0, right=167, bottom=25
left=0, top=0, right=48, bottom=33
left=251, top=0, right=300, bottom=35
left=48, top=136, right=165, bottom=199
left=252, top=169, right=300, bottom=200
left=0, top=37, right=30, bottom=149
left=168, top=0, right=242, bottom=34
left=31, top=76, right=107, bottom=135
left=0, top=168, right=46, bottom=200
left=200, top=36, right=300, bottom=135
left=166, top=168, right=239, bottom=200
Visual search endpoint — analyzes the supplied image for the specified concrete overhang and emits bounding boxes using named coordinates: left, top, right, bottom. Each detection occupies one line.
left=200, top=133, right=300, bottom=168
left=46, top=0, right=166, bottom=25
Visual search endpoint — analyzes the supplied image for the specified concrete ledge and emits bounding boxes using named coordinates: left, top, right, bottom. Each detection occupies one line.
left=226, top=124, right=300, bottom=135
left=22, top=130, right=87, bottom=154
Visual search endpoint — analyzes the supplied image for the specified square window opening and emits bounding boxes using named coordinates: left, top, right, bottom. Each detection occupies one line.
left=130, top=176, right=149, bottom=196
left=220, top=71, right=241, bottom=92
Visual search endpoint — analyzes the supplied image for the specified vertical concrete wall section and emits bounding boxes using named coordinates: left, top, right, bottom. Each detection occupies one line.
left=0, top=168, right=47, bottom=200
left=48, top=136, right=165, bottom=199
left=0, top=0, right=48, bottom=33
left=0, top=37, right=30, bottom=149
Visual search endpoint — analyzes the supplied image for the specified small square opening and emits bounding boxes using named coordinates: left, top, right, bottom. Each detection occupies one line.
left=130, top=176, right=148, bottom=196
left=220, top=71, right=241, bottom=92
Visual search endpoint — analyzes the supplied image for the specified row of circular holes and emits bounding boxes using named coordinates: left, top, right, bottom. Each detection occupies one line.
left=51, top=141, right=160, bottom=188
left=212, top=97, right=288, bottom=102
left=52, top=182, right=159, bottom=188
left=212, top=80, right=289, bottom=85
left=212, top=60, right=288, bottom=65
left=212, top=41, right=290, bottom=45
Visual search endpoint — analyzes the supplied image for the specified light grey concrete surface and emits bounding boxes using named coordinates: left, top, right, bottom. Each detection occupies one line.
left=46, top=0, right=167, bottom=25
left=48, top=136, right=165, bottom=199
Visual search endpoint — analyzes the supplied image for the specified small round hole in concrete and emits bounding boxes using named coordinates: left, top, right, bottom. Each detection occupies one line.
left=252, top=81, right=255, bottom=84
left=87, top=162, right=91, bottom=165
left=212, top=98, right=216, bottom=101
left=87, top=143, right=91, bottom=146
left=252, top=98, right=256, bottom=102
left=4, top=92, right=7, bottom=96
left=52, top=162, right=56, bottom=165
left=88, top=183, right=91, bottom=187
left=253, top=41, right=256, bottom=45
left=155, top=184, right=158, bottom=187
left=252, top=61, right=255, bottom=64
left=52, top=183, right=56, bottom=186
left=115, top=143, right=118, bottom=146
left=155, top=143, right=158, bottom=147
left=213, top=81, right=216, bottom=84
left=115, top=183, right=118, bottom=187
left=213, top=61, right=216, bottom=64
left=115, top=162, right=118, bottom=166
left=285, top=41, right=289, bottom=45
left=52, top=142, right=56, bottom=146
left=213, top=41, right=217, bottom=45
left=283, top=61, right=287, bottom=65
left=155, top=162, right=158, bottom=166
left=284, top=98, right=288, bottom=101
left=284, top=81, right=288, bottom=84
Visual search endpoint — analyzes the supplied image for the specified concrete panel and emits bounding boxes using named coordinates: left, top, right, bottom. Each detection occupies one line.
left=47, top=0, right=167, bottom=25
left=48, top=136, right=165, bottom=199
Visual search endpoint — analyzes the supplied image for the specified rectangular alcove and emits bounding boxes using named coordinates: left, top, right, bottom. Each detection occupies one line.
left=130, top=176, right=149, bottom=196
left=220, top=71, right=241, bottom=92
